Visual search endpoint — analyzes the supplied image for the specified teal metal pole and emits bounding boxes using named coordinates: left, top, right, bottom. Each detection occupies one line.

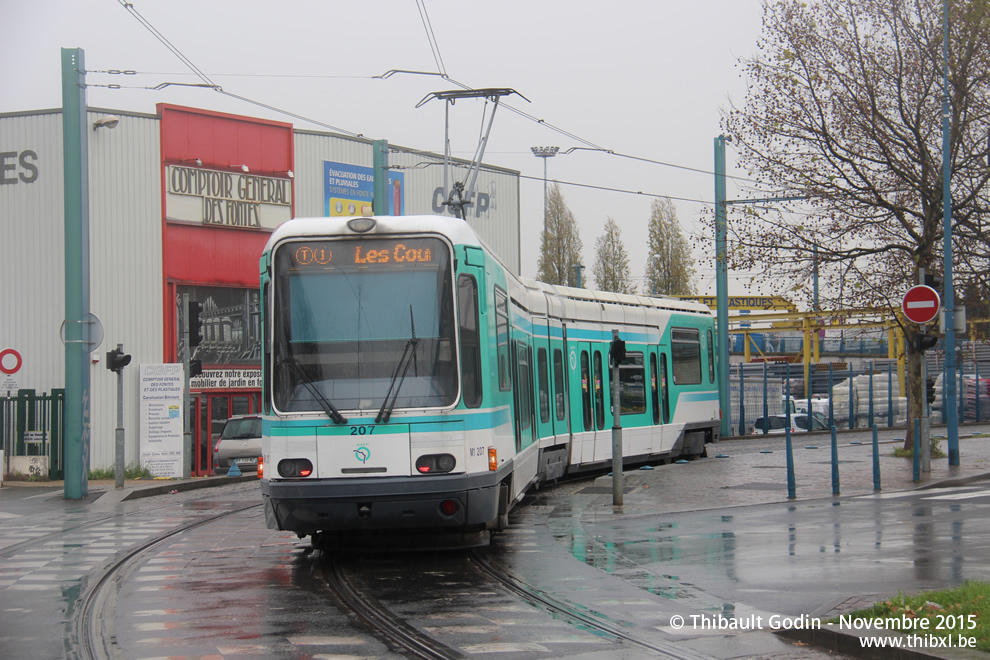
left=372, top=139, right=389, bottom=215
left=831, top=426, right=840, bottom=495
left=738, top=364, right=746, bottom=436
left=872, top=424, right=881, bottom=490
left=942, top=0, right=959, bottom=465
left=714, top=135, right=730, bottom=439
left=61, top=47, right=90, bottom=499
left=785, top=424, right=795, bottom=499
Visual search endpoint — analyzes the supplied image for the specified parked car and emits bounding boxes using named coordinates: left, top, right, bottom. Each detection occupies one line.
left=213, top=414, right=262, bottom=473
left=751, top=412, right=828, bottom=434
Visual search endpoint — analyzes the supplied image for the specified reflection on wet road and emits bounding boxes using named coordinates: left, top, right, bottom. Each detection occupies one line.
left=533, top=481, right=990, bottom=636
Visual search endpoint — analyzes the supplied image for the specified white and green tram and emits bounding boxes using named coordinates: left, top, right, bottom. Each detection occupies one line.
left=259, top=214, right=719, bottom=547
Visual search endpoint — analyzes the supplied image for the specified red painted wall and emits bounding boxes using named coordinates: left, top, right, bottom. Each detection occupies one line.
left=158, top=104, right=294, bottom=360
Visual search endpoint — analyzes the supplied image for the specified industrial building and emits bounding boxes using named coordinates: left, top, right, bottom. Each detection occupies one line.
left=0, top=101, right=521, bottom=480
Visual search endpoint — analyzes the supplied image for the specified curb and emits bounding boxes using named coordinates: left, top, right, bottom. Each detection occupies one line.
left=93, top=474, right=258, bottom=505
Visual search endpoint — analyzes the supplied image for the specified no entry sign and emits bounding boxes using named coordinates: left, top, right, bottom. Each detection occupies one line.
left=902, top=285, right=941, bottom=324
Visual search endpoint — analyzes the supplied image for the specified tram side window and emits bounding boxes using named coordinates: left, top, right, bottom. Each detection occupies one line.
left=581, top=351, right=593, bottom=431
left=537, top=348, right=550, bottom=423
left=594, top=351, right=605, bottom=430
left=495, top=289, right=511, bottom=391
left=671, top=328, right=702, bottom=385
left=614, top=352, right=646, bottom=415
left=707, top=329, right=716, bottom=384
left=458, top=275, right=482, bottom=408
left=650, top=353, right=660, bottom=425
left=516, top=342, right=533, bottom=433
left=660, top=354, right=671, bottom=424
left=553, top=349, right=566, bottom=421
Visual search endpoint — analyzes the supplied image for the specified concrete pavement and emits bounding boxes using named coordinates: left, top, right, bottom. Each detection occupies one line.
left=2, top=424, right=990, bottom=659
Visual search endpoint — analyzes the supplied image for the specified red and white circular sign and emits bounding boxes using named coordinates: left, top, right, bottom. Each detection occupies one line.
left=0, top=348, right=22, bottom=375
left=902, top=285, right=941, bottom=324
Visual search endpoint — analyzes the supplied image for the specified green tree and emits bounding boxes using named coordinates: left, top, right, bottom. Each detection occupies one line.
left=537, top=183, right=584, bottom=287
left=646, top=199, right=696, bottom=296
left=724, top=0, right=990, bottom=447
left=592, top=217, right=635, bottom=294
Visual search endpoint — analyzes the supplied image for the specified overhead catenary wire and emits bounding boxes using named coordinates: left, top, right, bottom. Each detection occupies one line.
left=416, top=0, right=447, bottom=77
left=111, top=0, right=780, bottom=199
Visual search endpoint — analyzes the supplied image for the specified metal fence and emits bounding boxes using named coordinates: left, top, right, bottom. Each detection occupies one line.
left=732, top=334, right=890, bottom=356
left=1, top=389, right=64, bottom=479
left=728, top=360, right=905, bottom=436
left=727, top=344, right=990, bottom=436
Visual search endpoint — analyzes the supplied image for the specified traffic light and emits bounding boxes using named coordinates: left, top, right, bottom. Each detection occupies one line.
left=188, top=359, right=203, bottom=378
left=188, top=300, right=203, bottom=347
left=106, top=347, right=131, bottom=373
left=926, top=377, right=937, bottom=405
left=610, top=338, right=626, bottom=365
left=913, top=333, right=938, bottom=354
left=924, top=273, right=943, bottom=291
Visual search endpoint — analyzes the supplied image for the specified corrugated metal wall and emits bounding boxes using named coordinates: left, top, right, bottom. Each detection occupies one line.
left=0, top=111, right=65, bottom=393
left=87, top=110, right=163, bottom=470
left=292, top=130, right=373, bottom=218
left=0, top=109, right=163, bottom=470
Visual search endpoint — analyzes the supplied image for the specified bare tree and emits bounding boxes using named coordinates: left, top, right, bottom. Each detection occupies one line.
left=537, top=183, right=585, bottom=287
left=593, top=217, right=635, bottom=294
left=646, top=199, right=696, bottom=296
left=724, top=0, right=990, bottom=446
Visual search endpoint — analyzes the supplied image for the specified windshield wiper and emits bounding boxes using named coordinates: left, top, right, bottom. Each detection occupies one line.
left=376, top=307, right=420, bottom=424
left=284, top=356, right=348, bottom=425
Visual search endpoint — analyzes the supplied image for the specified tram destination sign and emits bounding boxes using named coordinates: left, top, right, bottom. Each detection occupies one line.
left=290, top=238, right=439, bottom=269
left=902, top=285, right=941, bottom=324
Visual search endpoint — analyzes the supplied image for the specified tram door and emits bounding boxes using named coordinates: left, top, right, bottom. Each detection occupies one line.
left=192, top=392, right=260, bottom=476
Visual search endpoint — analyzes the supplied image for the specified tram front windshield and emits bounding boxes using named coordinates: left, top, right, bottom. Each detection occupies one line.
left=272, top=236, right=458, bottom=414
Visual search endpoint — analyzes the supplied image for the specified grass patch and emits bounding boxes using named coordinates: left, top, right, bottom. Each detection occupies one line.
left=893, top=435, right=947, bottom=459
left=4, top=471, right=50, bottom=482
left=836, top=581, right=990, bottom=651
left=88, top=465, right=155, bottom=480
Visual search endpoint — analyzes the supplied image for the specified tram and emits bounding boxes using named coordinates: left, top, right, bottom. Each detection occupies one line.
left=259, top=214, right=720, bottom=547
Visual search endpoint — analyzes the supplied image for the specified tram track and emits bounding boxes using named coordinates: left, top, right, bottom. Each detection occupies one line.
left=469, top=549, right=714, bottom=660
left=321, top=553, right=465, bottom=659
left=70, top=502, right=262, bottom=660
left=316, top=541, right=713, bottom=660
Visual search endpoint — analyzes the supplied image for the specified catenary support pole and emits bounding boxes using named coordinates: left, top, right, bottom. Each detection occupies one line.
left=714, top=136, right=730, bottom=439
left=941, top=0, right=959, bottom=465
left=62, top=47, right=91, bottom=500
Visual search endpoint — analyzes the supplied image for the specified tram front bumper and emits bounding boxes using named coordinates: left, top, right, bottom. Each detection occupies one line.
left=261, top=472, right=500, bottom=534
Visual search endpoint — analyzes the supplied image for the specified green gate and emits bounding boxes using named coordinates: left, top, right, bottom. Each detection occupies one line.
left=1, top=389, right=65, bottom=479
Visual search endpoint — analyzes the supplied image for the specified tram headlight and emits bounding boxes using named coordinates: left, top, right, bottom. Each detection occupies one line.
left=415, top=453, right=456, bottom=474
left=277, top=458, right=313, bottom=478
left=347, top=217, right=376, bottom=233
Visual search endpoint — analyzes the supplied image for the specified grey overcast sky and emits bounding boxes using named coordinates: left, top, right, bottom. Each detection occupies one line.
left=3, top=0, right=765, bottom=293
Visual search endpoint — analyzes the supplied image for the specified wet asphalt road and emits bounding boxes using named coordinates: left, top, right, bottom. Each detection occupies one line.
left=1, top=426, right=989, bottom=658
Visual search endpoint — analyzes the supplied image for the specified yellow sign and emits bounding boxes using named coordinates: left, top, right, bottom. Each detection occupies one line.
left=676, top=296, right=798, bottom=312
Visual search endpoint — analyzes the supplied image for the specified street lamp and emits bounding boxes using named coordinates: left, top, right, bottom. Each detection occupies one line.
left=531, top=146, right=559, bottom=237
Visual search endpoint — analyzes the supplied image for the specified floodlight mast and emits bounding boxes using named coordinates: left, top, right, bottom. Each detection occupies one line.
left=417, top=88, right=527, bottom=219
